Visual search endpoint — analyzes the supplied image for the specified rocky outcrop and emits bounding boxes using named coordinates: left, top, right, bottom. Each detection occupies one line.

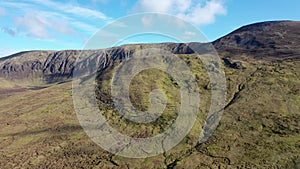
left=222, top=58, right=244, bottom=69
left=0, top=50, right=79, bottom=83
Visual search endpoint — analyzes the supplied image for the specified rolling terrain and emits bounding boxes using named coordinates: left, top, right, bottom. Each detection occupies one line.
left=0, top=21, right=299, bottom=168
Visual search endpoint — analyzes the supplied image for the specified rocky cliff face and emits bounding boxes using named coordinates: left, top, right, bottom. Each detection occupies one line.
left=0, top=43, right=203, bottom=84
left=0, top=50, right=78, bottom=83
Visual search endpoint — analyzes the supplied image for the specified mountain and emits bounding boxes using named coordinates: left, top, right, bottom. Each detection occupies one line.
left=213, top=21, right=300, bottom=60
left=1, top=21, right=299, bottom=85
left=0, top=21, right=300, bottom=83
left=0, top=43, right=199, bottom=85
left=0, top=21, right=299, bottom=168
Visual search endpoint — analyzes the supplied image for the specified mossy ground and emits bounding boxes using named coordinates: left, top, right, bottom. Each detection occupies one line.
left=0, top=55, right=299, bottom=168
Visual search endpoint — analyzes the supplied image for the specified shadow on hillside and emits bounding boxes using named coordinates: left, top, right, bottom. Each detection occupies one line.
left=1, top=124, right=84, bottom=137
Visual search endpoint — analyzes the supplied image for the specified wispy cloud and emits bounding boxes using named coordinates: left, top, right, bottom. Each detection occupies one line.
left=1, top=27, right=17, bottom=36
left=0, top=7, right=6, bottom=16
left=14, top=12, right=75, bottom=39
left=134, top=0, right=227, bottom=26
left=0, top=0, right=110, bottom=40
left=14, top=13, right=51, bottom=39
left=63, top=6, right=108, bottom=20
left=184, top=31, right=196, bottom=36
left=107, top=21, right=128, bottom=28
left=30, top=0, right=109, bottom=20
left=181, top=30, right=197, bottom=40
left=141, top=15, right=154, bottom=28
left=72, top=21, right=98, bottom=34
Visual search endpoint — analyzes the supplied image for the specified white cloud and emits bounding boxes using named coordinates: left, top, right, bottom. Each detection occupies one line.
left=176, top=0, right=193, bottom=13
left=107, top=21, right=128, bottom=28
left=0, top=49, right=20, bottom=57
left=142, top=15, right=154, bottom=28
left=181, top=31, right=197, bottom=40
left=15, top=13, right=75, bottom=39
left=0, top=1, right=108, bottom=20
left=184, top=31, right=196, bottom=35
left=15, top=14, right=50, bottom=39
left=178, top=0, right=226, bottom=26
left=0, top=7, right=6, bottom=16
left=72, top=21, right=98, bottom=34
left=134, top=0, right=227, bottom=26
left=137, top=0, right=173, bottom=13
left=0, top=0, right=110, bottom=40
left=136, top=0, right=193, bottom=13
left=30, top=0, right=109, bottom=20
left=63, top=6, right=108, bottom=20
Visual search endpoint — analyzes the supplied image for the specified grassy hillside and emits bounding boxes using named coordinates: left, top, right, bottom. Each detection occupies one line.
left=0, top=52, right=299, bottom=168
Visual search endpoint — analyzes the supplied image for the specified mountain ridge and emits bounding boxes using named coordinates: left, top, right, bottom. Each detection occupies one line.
left=213, top=20, right=300, bottom=59
left=0, top=20, right=299, bottom=85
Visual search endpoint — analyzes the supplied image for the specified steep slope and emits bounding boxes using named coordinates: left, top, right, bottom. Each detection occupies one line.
left=0, top=43, right=199, bottom=86
left=213, top=21, right=300, bottom=60
left=0, top=50, right=78, bottom=85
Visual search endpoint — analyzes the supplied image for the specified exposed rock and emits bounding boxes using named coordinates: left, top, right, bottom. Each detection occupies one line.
left=222, top=58, right=245, bottom=69
left=0, top=43, right=206, bottom=84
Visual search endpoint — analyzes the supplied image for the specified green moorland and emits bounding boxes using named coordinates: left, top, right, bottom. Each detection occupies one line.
left=0, top=54, right=299, bottom=168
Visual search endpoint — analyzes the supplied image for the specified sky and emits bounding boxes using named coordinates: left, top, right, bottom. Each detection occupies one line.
left=0, top=0, right=300, bottom=57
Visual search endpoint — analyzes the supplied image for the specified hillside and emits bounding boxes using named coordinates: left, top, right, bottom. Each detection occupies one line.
left=0, top=21, right=299, bottom=168
left=213, top=21, right=300, bottom=60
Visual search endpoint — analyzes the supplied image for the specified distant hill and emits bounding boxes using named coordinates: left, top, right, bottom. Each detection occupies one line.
left=213, top=21, right=300, bottom=60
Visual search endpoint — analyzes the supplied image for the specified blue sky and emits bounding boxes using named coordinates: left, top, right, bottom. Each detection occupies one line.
left=0, top=0, right=299, bottom=57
